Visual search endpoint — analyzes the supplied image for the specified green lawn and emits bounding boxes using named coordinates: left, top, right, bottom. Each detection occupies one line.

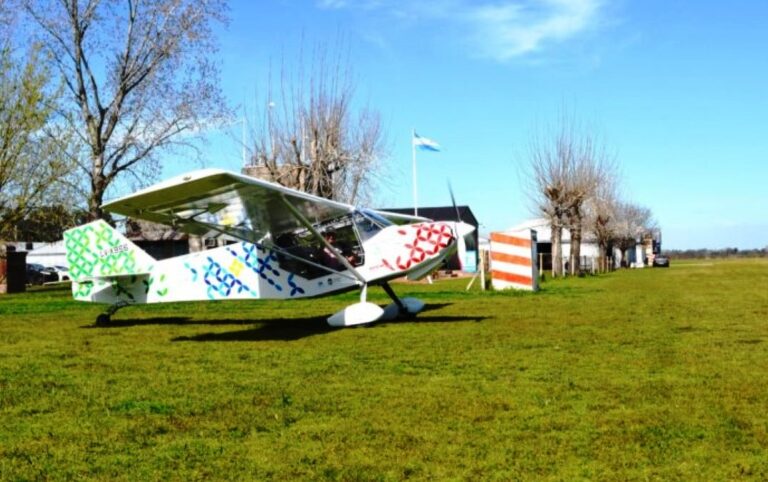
left=1, top=259, right=767, bottom=480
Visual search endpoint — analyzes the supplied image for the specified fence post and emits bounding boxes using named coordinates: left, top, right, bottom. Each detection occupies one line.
left=480, top=248, right=486, bottom=291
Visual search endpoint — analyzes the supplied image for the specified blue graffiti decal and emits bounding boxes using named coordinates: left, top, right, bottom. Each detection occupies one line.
left=228, top=244, right=286, bottom=292
left=202, top=256, right=252, bottom=299
left=287, top=273, right=305, bottom=296
left=184, top=261, right=199, bottom=282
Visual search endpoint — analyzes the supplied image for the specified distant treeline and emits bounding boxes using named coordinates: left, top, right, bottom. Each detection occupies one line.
left=664, top=248, right=767, bottom=259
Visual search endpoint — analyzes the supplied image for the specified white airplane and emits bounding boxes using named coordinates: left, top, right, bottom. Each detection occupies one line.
left=63, top=169, right=475, bottom=327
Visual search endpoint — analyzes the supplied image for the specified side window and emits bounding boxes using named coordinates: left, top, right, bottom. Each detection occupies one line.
left=319, top=223, right=364, bottom=268
left=271, top=214, right=365, bottom=278
left=273, top=229, right=328, bottom=280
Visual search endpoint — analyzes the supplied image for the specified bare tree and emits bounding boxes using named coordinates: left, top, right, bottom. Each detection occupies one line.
left=526, top=115, right=613, bottom=276
left=23, top=0, right=229, bottom=220
left=613, top=202, right=655, bottom=267
left=563, top=135, right=614, bottom=274
left=244, top=43, right=387, bottom=204
left=585, top=175, right=620, bottom=271
left=0, top=44, right=71, bottom=241
left=526, top=130, right=568, bottom=277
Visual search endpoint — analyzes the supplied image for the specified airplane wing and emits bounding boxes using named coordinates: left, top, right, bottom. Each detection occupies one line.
left=369, top=209, right=431, bottom=225
left=101, top=169, right=355, bottom=243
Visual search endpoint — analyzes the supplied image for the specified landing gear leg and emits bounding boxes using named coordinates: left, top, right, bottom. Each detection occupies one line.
left=379, top=282, right=425, bottom=321
left=95, top=301, right=130, bottom=325
left=381, top=282, right=407, bottom=315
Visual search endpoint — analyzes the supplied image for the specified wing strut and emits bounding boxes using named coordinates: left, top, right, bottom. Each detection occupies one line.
left=264, top=243, right=361, bottom=282
left=279, top=194, right=366, bottom=284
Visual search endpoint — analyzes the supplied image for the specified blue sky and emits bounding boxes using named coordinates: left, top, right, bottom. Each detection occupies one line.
left=180, top=0, right=768, bottom=250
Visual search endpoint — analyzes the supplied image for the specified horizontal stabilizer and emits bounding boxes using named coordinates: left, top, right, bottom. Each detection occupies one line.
left=80, top=272, right=152, bottom=282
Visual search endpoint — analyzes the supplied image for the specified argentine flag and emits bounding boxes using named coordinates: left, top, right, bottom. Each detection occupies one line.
left=413, top=132, right=440, bottom=152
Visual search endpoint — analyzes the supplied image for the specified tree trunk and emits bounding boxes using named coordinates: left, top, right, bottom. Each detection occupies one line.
left=597, top=242, right=608, bottom=273
left=89, top=170, right=106, bottom=221
left=570, top=220, right=582, bottom=275
left=88, top=149, right=110, bottom=221
left=551, top=223, right=563, bottom=277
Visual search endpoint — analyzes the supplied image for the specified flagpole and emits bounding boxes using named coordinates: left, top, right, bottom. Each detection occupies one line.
left=412, top=128, right=418, bottom=217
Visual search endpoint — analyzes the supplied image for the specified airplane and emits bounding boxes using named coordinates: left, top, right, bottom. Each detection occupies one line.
left=63, top=169, right=475, bottom=327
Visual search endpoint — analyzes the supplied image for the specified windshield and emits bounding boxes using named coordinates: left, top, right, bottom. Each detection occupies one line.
left=359, top=209, right=393, bottom=228
left=354, top=211, right=389, bottom=243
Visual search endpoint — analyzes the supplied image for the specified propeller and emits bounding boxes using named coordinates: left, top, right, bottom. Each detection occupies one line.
left=447, top=182, right=476, bottom=270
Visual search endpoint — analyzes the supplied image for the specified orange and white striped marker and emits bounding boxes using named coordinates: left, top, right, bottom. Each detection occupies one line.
left=490, top=229, right=539, bottom=291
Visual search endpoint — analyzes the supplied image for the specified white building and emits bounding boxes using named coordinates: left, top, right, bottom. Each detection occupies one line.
left=505, top=218, right=649, bottom=271
left=23, top=241, right=68, bottom=268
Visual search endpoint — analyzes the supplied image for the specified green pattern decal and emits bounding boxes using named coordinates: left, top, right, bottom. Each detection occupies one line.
left=64, top=225, right=98, bottom=280
left=112, top=277, right=137, bottom=301
left=142, top=273, right=169, bottom=297
left=72, top=281, right=94, bottom=298
left=64, top=220, right=152, bottom=300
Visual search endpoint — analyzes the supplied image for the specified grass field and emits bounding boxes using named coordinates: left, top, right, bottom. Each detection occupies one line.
left=1, top=259, right=767, bottom=480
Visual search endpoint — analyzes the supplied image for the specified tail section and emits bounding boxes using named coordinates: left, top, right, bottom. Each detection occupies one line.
left=64, top=220, right=155, bottom=283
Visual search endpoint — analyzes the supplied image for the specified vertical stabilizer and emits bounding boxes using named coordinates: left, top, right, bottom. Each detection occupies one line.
left=63, top=220, right=155, bottom=282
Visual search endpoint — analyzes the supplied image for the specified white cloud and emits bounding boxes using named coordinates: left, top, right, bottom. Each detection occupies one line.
left=468, top=0, right=603, bottom=61
left=314, top=0, right=606, bottom=62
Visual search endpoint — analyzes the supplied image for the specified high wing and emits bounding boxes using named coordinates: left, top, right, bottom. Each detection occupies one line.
left=368, top=209, right=431, bottom=225
left=102, top=169, right=355, bottom=243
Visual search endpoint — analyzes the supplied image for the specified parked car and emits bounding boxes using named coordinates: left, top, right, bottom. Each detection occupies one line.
left=26, top=263, right=56, bottom=285
left=652, top=255, right=670, bottom=267
left=45, top=265, right=71, bottom=282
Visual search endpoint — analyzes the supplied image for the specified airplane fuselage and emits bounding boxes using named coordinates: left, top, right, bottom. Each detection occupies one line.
left=66, top=220, right=459, bottom=305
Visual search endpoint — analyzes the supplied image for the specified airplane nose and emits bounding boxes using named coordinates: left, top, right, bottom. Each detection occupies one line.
left=454, top=221, right=475, bottom=238
left=448, top=221, right=475, bottom=271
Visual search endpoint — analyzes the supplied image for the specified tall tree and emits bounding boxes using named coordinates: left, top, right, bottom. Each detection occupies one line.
left=526, top=113, right=615, bottom=276
left=526, top=114, right=615, bottom=275
left=24, top=0, right=229, bottom=220
left=564, top=133, right=615, bottom=274
left=526, top=130, right=569, bottom=277
left=586, top=176, right=619, bottom=272
left=0, top=44, right=70, bottom=241
left=245, top=43, right=387, bottom=204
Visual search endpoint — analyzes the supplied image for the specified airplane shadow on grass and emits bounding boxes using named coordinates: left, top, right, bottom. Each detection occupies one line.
left=179, top=303, right=485, bottom=342
left=83, top=303, right=486, bottom=342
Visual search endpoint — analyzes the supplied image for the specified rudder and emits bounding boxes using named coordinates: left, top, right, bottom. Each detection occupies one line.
left=63, top=220, right=155, bottom=282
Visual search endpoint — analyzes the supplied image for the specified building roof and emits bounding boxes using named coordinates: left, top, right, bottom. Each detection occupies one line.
left=380, top=206, right=479, bottom=227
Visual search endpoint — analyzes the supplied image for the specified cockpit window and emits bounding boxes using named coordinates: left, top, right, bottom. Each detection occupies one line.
left=354, top=209, right=399, bottom=243
left=272, top=212, right=365, bottom=279
left=359, top=209, right=393, bottom=228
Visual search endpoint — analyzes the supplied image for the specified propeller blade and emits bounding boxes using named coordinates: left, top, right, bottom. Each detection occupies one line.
left=447, top=181, right=462, bottom=222
left=454, top=221, right=475, bottom=238
left=457, top=227, right=467, bottom=270
left=447, top=182, right=474, bottom=270
left=452, top=221, right=475, bottom=270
